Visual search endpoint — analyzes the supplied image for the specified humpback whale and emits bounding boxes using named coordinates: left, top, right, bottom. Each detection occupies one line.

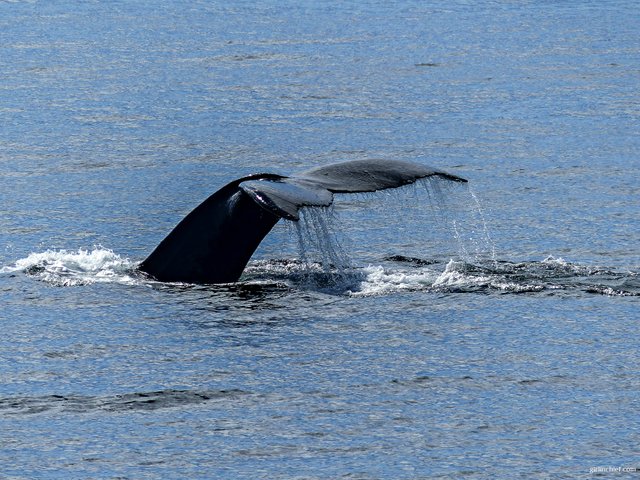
left=139, top=159, right=467, bottom=284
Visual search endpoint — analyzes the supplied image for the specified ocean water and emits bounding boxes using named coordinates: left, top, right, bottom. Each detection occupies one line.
left=1, top=1, right=639, bottom=479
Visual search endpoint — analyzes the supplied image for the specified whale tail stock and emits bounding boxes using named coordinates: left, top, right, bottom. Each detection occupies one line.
left=138, top=159, right=467, bottom=284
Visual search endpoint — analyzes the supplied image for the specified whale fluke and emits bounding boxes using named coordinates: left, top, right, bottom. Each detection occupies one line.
left=298, top=159, right=466, bottom=193
left=139, top=159, right=467, bottom=284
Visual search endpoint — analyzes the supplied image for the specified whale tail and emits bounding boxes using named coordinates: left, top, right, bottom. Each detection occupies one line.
left=139, top=159, right=467, bottom=284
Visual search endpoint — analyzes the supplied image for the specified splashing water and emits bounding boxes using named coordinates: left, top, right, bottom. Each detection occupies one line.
left=291, top=177, right=494, bottom=264
left=469, top=187, right=497, bottom=262
left=0, top=248, right=139, bottom=287
left=278, top=180, right=638, bottom=297
left=291, top=206, right=362, bottom=290
left=271, top=177, right=498, bottom=291
left=422, top=179, right=497, bottom=264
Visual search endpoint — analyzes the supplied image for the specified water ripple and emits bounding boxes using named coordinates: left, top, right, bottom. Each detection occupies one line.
left=0, top=389, right=248, bottom=416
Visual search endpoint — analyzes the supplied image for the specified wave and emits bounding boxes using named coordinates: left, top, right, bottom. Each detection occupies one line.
left=2, top=249, right=637, bottom=297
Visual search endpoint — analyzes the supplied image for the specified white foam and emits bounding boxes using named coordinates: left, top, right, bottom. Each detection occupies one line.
left=1, top=248, right=139, bottom=286
left=540, top=255, right=606, bottom=276
left=432, top=260, right=480, bottom=287
left=541, top=255, right=568, bottom=266
left=433, top=259, right=546, bottom=293
left=353, top=259, right=548, bottom=296
left=352, top=264, right=438, bottom=296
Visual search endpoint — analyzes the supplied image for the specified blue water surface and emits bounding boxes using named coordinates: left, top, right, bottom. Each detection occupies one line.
left=1, top=1, right=639, bottom=479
